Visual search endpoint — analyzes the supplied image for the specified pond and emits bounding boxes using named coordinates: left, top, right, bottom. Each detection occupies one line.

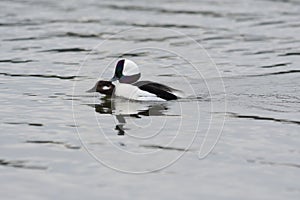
left=0, top=0, right=299, bottom=199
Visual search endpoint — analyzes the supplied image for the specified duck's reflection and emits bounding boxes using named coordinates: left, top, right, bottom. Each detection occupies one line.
left=90, top=96, right=169, bottom=136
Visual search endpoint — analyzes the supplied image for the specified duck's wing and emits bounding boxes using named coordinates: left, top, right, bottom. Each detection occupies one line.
left=133, top=81, right=178, bottom=92
left=133, top=81, right=178, bottom=100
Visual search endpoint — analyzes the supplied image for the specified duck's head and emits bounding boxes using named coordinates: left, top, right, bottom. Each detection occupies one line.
left=87, top=80, right=115, bottom=95
left=110, top=59, right=141, bottom=83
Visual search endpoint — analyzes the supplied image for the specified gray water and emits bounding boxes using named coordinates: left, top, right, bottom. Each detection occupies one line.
left=1, top=0, right=300, bottom=199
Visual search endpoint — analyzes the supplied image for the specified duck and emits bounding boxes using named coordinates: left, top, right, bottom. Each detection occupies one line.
left=88, top=59, right=182, bottom=101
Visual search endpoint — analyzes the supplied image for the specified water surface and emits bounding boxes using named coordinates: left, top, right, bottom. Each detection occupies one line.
left=0, top=0, right=299, bottom=199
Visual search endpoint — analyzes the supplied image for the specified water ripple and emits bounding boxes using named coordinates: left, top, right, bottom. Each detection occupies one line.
left=26, top=140, right=81, bottom=150
left=103, top=4, right=222, bottom=17
left=0, top=59, right=35, bottom=63
left=247, top=159, right=300, bottom=169
left=140, top=144, right=188, bottom=152
left=5, top=122, right=43, bottom=127
left=260, top=62, right=291, bottom=68
left=245, top=70, right=300, bottom=77
left=0, top=72, right=80, bottom=80
left=0, top=159, right=47, bottom=170
left=279, top=52, right=300, bottom=56
left=40, top=48, right=90, bottom=53
left=228, top=112, right=300, bottom=125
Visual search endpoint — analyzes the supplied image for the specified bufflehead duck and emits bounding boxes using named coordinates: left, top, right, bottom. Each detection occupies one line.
left=88, top=59, right=182, bottom=101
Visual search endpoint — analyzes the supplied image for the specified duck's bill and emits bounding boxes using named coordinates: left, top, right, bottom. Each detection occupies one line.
left=86, top=84, right=97, bottom=93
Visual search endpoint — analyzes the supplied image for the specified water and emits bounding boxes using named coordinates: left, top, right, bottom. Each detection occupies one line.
left=1, top=0, right=300, bottom=199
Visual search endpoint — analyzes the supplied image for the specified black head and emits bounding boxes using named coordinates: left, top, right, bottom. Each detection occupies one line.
left=87, top=80, right=115, bottom=96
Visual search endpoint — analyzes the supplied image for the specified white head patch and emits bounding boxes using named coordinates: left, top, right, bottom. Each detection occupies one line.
left=123, top=59, right=140, bottom=76
left=102, top=86, right=110, bottom=90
